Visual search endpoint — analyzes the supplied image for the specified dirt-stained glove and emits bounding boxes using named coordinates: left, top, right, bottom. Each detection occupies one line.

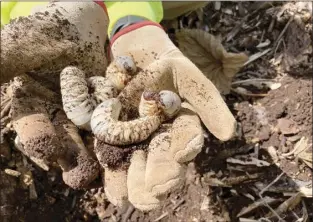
left=1, top=1, right=109, bottom=85
left=103, top=21, right=240, bottom=211
left=1, top=1, right=109, bottom=189
left=10, top=75, right=100, bottom=189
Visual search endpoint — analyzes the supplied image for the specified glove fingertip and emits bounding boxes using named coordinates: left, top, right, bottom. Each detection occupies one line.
left=211, top=117, right=237, bottom=141
left=174, top=133, right=203, bottom=163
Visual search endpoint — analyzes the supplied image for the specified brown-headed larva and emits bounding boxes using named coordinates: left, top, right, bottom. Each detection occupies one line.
left=60, top=56, right=136, bottom=130
left=91, top=90, right=181, bottom=145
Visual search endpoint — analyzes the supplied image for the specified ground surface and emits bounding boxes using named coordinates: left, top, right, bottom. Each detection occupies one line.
left=1, top=2, right=312, bottom=222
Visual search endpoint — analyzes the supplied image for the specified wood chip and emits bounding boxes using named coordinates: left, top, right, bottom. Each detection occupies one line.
left=265, top=146, right=279, bottom=164
left=239, top=218, right=259, bottom=222
left=227, top=156, right=270, bottom=167
left=256, top=39, right=271, bottom=48
left=244, top=48, right=271, bottom=66
left=29, top=182, right=38, bottom=200
left=4, top=168, right=21, bottom=177
left=232, top=78, right=281, bottom=90
left=200, top=196, right=210, bottom=211
left=154, top=212, right=169, bottom=222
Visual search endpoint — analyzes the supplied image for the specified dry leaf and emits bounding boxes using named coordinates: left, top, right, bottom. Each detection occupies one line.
left=176, top=29, right=248, bottom=94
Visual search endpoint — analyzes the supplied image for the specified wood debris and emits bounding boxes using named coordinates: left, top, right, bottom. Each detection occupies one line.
left=4, top=168, right=21, bottom=177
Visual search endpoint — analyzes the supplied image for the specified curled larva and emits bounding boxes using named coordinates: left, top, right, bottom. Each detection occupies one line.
left=90, top=90, right=181, bottom=145
left=60, top=56, right=136, bottom=130
left=60, top=66, right=96, bottom=130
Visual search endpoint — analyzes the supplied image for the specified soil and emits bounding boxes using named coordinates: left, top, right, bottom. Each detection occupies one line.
left=1, top=2, right=312, bottom=222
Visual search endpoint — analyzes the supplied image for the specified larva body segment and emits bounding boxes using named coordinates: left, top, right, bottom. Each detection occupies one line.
left=91, top=98, right=162, bottom=145
left=139, top=92, right=160, bottom=117
left=87, top=76, right=117, bottom=104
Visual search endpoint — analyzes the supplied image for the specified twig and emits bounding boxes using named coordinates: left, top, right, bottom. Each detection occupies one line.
left=270, top=16, right=293, bottom=57
left=237, top=196, right=279, bottom=217
left=122, top=205, right=134, bottom=222
left=231, top=88, right=268, bottom=97
left=267, top=192, right=302, bottom=219
left=172, top=199, right=185, bottom=211
left=71, top=196, right=77, bottom=209
left=154, top=212, right=169, bottom=222
left=1, top=100, right=11, bottom=119
left=259, top=172, right=285, bottom=221
left=274, top=37, right=283, bottom=57
left=232, top=78, right=274, bottom=85
left=226, top=7, right=263, bottom=42
left=259, top=172, right=285, bottom=196
left=0, top=97, right=10, bottom=108
left=281, top=137, right=309, bottom=157
left=301, top=200, right=308, bottom=222
left=273, top=16, right=293, bottom=50
left=239, top=218, right=259, bottom=222
left=244, top=48, right=272, bottom=66
left=268, top=16, right=276, bottom=33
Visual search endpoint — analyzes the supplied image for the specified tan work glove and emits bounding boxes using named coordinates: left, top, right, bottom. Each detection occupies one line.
left=102, top=21, right=239, bottom=211
left=1, top=1, right=108, bottom=86
left=1, top=2, right=109, bottom=189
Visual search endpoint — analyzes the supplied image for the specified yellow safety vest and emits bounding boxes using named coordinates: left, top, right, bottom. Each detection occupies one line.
left=1, top=1, right=163, bottom=36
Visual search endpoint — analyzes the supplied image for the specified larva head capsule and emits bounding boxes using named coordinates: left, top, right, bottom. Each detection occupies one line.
left=115, top=55, right=137, bottom=75
left=107, top=55, right=137, bottom=91
left=158, top=90, right=181, bottom=118
left=139, top=91, right=160, bottom=117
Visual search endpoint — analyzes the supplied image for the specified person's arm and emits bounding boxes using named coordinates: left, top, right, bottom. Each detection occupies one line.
left=1, top=2, right=49, bottom=27
left=105, top=1, right=163, bottom=38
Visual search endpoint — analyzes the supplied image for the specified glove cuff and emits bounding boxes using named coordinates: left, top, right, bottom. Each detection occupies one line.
left=105, top=1, right=163, bottom=37
left=110, top=15, right=148, bottom=39
left=93, top=1, right=108, bottom=16
left=110, top=21, right=164, bottom=46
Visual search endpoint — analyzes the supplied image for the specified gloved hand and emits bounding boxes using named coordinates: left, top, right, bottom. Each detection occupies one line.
left=101, top=21, right=242, bottom=211
left=1, top=1, right=108, bottom=85
left=1, top=1, right=109, bottom=189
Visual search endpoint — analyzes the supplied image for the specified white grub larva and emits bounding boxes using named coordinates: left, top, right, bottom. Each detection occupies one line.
left=91, top=90, right=181, bottom=146
left=60, top=66, right=96, bottom=130
left=60, top=56, right=136, bottom=130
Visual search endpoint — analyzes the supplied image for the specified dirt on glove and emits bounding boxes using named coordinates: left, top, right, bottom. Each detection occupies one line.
left=94, top=139, right=149, bottom=170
